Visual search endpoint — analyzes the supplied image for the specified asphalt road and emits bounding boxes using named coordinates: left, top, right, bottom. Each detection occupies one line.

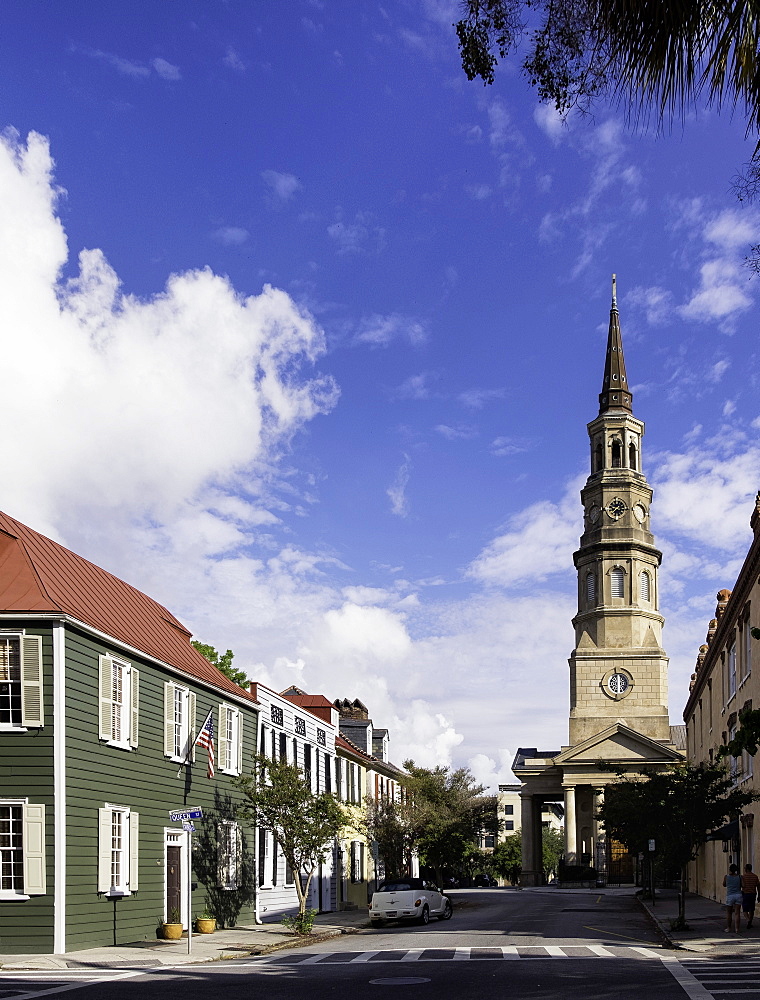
left=2, top=888, right=756, bottom=1000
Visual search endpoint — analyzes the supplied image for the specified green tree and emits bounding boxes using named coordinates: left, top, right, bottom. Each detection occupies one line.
left=364, top=794, right=417, bottom=878
left=191, top=640, right=249, bottom=689
left=401, top=761, right=498, bottom=884
left=236, top=753, right=350, bottom=933
left=542, top=828, right=563, bottom=881
left=455, top=0, right=760, bottom=254
left=491, top=833, right=522, bottom=884
left=598, top=763, right=758, bottom=928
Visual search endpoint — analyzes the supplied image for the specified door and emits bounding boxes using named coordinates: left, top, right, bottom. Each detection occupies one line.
left=166, top=845, right=182, bottom=921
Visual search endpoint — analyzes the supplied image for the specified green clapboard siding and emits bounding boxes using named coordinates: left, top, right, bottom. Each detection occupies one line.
left=64, top=625, right=258, bottom=952
left=0, top=625, right=54, bottom=953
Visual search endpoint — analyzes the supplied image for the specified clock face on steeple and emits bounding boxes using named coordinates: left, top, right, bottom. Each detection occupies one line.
left=606, top=498, right=626, bottom=520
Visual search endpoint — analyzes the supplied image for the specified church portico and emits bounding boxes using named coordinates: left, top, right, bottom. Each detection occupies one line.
left=513, top=278, right=685, bottom=887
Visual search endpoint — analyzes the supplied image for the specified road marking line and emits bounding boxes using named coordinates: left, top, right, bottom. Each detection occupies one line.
left=656, top=955, right=713, bottom=1000
left=588, top=945, right=614, bottom=957
left=299, top=954, right=329, bottom=964
left=584, top=925, right=660, bottom=944
left=349, top=952, right=380, bottom=964
left=453, top=948, right=470, bottom=961
left=631, top=947, right=662, bottom=958
left=596, top=895, right=602, bottom=904
left=500, top=947, right=519, bottom=959
left=400, top=949, right=424, bottom=962
left=545, top=946, right=565, bottom=957
left=5, top=971, right=144, bottom=1000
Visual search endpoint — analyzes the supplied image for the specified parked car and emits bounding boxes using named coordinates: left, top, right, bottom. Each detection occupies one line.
left=474, top=873, right=497, bottom=887
left=369, top=878, right=453, bottom=926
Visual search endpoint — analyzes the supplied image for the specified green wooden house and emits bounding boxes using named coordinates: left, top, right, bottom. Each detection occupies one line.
left=0, top=511, right=259, bottom=953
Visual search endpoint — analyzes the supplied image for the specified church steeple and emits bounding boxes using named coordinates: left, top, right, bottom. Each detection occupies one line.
left=568, top=278, right=670, bottom=745
left=599, top=274, right=632, bottom=415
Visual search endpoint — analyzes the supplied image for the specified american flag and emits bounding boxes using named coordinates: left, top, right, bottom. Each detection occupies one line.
left=195, top=709, right=215, bottom=778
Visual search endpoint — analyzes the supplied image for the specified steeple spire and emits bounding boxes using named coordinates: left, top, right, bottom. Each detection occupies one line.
left=598, top=273, right=632, bottom=414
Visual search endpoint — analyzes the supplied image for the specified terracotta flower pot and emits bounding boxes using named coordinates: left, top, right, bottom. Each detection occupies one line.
left=160, top=922, right=183, bottom=940
left=195, top=917, right=216, bottom=934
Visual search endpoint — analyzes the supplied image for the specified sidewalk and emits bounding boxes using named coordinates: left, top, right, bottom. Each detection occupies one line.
left=0, top=908, right=370, bottom=971
left=638, top=888, right=760, bottom=955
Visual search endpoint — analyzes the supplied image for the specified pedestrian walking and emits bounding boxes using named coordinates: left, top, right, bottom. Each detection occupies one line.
left=741, top=863, right=760, bottom=928
left=724, top=863, right=743, bottom=932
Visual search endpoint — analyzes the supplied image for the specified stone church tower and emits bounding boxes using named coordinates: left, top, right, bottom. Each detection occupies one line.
left=513, top=278, right=684, bottom=886
left=569, top=276, right=670, bottom=745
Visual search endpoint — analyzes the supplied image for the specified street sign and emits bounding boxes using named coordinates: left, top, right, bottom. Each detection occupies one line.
left=648, top=839, right=656, bottom=852
left=169, top=807, right=203, bottom=822
left=182, top=822, right=195, bottom=833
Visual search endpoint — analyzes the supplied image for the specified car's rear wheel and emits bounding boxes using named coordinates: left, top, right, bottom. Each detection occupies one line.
left=418, top=905, right=429, bottom=926
left=439, top=900, right=453, bottom=920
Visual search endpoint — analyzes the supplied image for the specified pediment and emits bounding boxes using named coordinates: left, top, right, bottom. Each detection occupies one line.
left=554, top=722, right=685, bottom=766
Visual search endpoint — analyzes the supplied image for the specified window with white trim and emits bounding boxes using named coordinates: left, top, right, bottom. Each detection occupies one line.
left=639, top=571, right=651, bottom=603
left=729, top=641, right=737, bottom=699
left=745, top=618, right=752, bottom=679
left=0, top=800, right=46, bottom=898
left=217, top=821, right=242, bottom=890
left=163, top=683, right=195, bottom=762
left=99, top=656, right=139, bottom=749
left=0, top=634, right=43, bottom=729
left=218, top=704, right=242, bottom=776
left=611, top=567, right=624, bottom=599
left=97, top=804, right=138, bottom=896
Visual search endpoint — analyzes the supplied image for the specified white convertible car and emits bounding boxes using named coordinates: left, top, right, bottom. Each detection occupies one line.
left=369, top=878, right=453, bottom=926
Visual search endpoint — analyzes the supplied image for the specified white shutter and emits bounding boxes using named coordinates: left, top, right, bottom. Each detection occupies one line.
left=99, top=656, right=114, bottom=741
left=219, top=704, right=230, bottom=771
left=237, top=715, right=244, bottom=775
left=129, top=812, right=139, bottom=890
left=232, top=823, right=242, bottom=889
left=129, top=669, right=139, bottom=748
left=164, top=683, right=175, bottom=757
left=188, top=692, right=196, bottom=762
left=586, top=573, right=595, bottom=604
left=611, top=568, right=624, bottom=598
left=98, top=807, right=112, bottom=892
left=22, top=803, right=46, bottom=895
left=20, top=635, right=44, bottom=727
left=639, top=571, right=650, bottom=603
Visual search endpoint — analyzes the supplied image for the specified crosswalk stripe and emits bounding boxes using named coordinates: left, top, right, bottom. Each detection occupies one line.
left=453, top=948, right=470, bottom=961
left=589, top=945, right=614, bottom=957
left=500, top=947, right=519, bottom=959
left=298, top=954, right=329, bottom=965
left=349, top=952, right=379, bottom=963
left=545, top=946, right=565, bottom=957
left=399, top=949, right=424, bottom=962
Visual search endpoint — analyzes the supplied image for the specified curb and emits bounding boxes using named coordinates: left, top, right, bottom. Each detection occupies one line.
left=634, top=895, right=679, bottom=950
left=217, top=922, right=367, bottom=962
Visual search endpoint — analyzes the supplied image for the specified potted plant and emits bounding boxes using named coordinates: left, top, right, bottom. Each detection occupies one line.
left=195, top=905, right=216, bottom=934
left=159, top=907, right=183, bottom=940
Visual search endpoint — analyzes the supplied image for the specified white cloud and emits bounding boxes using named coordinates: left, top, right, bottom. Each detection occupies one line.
left=354, top=313, right=428, bottom=348
left=223, top=47, right=245, bottom=72
left=434, top=423, right=477, bottom=440
left=533, top=103, right=566, bottom=144
left=466, top=478, right=582, bottom=586
left=261, top=169, right=303, bottom=204
left=211, top=226, right=249, bottom=246
left=626, top=285, right=673, bottom=325
left=151, top=57, right=181, bottom=81
left=465, top=183, right=492, bottom=201
left=327, top=210, right=386, bottom=254
left=393, top=371, right=437, bottom=399
left=468, top=749, right=517, bottom=792
left=459, top=387, right=506, bottom=409
left=490, top=436, right=531, bottom=457
left=387, top=455, right=412, bottom=517
left=87, top=49, right=150, bottom=78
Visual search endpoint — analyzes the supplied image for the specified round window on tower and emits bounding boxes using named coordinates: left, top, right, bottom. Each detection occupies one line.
left=601, top=668, right=634, bottom=701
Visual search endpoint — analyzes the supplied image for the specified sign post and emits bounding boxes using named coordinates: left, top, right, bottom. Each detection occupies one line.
left=170, top=809, right=203, bottom=954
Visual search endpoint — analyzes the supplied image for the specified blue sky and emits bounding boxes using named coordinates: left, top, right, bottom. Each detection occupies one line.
left=1, top=1, right=759, bottom=787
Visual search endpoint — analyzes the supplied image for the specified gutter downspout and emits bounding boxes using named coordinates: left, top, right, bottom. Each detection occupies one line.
left=53, top=621, right=66, bottom=954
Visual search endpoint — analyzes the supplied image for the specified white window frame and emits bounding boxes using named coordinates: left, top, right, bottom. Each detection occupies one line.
left=729, top=641, right=737, bottom=700
left=98, top=803, right=138, bottom=897
left=0, top=798, right=46, bottom=899
left=163, top=683, right=195, bottom=763
left=639, top=571, right=651, bottom=603
left=219, top=704, right=243, bottom=776
left=99, top=655, right=139, bottom=750
left=218, top=820, right=242, bottom=891
left=0, top=633, right=44, bottom=731
left=610, top=567, right=625, bottom=599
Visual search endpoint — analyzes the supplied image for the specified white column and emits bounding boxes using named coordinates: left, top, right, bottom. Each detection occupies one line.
left=564, top=785, right=577, bottom=864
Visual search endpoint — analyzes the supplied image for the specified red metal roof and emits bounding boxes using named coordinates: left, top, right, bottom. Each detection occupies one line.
left=0, top=511, right=257, bottom=704
left=281, top=690, right=335, bottom=722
